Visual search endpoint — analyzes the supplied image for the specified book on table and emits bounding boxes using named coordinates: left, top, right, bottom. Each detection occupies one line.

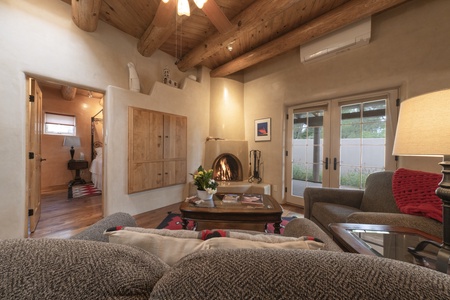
left=241, top=194, right=264, bottom=206
left=222, top=194, right=240, bottom=203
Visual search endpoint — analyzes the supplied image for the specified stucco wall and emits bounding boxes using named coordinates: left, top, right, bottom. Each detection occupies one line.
left=0, top=0, right=206, bottom=238
left=242, top=0, right=450, bottom=203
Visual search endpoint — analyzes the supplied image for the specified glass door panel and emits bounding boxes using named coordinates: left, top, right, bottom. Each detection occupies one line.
left=286, top=105, right=330, bottom=206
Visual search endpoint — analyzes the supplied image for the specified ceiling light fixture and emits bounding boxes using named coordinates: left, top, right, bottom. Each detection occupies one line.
left=163, top=0, right=208, bottom=17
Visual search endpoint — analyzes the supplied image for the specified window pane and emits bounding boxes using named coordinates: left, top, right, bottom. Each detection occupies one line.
left=340, top=100, right=386, bottom=189
left=44, top=113, right=76, bottom=135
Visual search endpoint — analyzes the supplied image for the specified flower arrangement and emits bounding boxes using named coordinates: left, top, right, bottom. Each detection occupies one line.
left=191, top=165, right=218, bottom=194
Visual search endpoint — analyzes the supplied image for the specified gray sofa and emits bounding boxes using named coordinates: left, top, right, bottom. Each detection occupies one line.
left=1, top=212, right=450, bottom=299
left=304, top=171, right=443, bottom=238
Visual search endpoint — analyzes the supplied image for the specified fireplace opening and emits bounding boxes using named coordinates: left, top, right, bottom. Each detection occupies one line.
left=212, top=153, right=243, bottom=181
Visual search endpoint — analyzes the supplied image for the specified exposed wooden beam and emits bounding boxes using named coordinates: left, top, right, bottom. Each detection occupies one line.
left=71, top=0, right=102, bottom=32
left=210, top=0, right=410, bottom=77
left=201, top=0, right=233, bottom=34
left=176, top=0, right=303, bottom=72
left=137, top=1, right=192, bottom=57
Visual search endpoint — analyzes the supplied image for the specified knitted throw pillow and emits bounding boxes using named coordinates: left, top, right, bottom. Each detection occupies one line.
left=392, top=168, right=442, bottom=222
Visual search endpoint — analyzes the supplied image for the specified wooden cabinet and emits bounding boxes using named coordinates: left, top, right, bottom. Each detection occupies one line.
left=128, top=107, right=187, bottom=194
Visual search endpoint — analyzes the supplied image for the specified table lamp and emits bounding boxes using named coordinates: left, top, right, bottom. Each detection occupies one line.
left=393, top=89, right=450, bottom=273
left=63, top=136, right=81, bottom=161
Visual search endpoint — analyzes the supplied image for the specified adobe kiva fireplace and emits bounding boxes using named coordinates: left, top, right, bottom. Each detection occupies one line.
left=204, top=140, right=248, bottom=182
left=199, top=140, right=271, bottom=195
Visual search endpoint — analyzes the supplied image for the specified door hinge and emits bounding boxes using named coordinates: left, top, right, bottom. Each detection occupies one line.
left=396, top=98, right=400, bottom=106
left=286, top=114, right=289, bottom=120
left=285, top=187, right=288, bottom=193
left=285, top=150, right=288, bottom=156
left=28, top=209, right=34, bottom=216
left=29, top=95, right=35, bottom=102
left=28, top=152, right=34, bottom=159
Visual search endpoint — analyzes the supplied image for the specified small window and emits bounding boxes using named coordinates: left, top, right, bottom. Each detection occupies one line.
left=44, top=112, right=76, bottom=136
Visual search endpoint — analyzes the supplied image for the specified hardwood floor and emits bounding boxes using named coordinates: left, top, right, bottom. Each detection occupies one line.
left=30, top=190, right=304, bottom=239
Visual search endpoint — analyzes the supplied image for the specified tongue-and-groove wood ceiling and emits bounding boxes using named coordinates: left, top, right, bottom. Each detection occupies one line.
left=61, top=0, right=410, bottom=77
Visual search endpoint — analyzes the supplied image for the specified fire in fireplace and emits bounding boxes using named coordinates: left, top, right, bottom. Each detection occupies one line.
left=212, top=153, right=243, bottom=181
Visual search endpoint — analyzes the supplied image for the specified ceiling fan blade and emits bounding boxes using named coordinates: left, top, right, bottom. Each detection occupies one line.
left=153, top=0, right=177, bottom=27
left=202, top=0, right=233, bottom=34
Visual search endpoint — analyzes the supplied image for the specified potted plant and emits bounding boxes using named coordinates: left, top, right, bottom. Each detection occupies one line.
left=191, top=166, right=218, bottom=200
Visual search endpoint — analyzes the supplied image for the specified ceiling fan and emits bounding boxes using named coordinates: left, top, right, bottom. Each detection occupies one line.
left=153, top=0, right=233, bottom=34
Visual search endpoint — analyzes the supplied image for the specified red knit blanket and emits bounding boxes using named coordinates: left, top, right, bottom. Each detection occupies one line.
left=392, top=168, right=442, bottom=222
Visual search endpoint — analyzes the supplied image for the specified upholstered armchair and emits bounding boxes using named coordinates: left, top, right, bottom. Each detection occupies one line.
left=304, top=171, right=443, bottom=238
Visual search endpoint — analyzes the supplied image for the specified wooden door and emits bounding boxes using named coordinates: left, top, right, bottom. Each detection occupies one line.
left=128, top=107, right=164, bottom=193
left=26, top=78, right=43, bottom=234
left=163, top=114, right=187, bottom=159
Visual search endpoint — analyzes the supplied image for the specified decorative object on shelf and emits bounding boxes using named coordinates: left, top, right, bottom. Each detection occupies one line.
left=63, top=136, right=81, bottom=161
left=393, top=89, right=450, bottom=274
left=191, top=165, right=218, bottom=199
left=127, top=62, right=140, bottom=92
left=163, top=66, right=178, bottom=88
left=248, top=150, right=262, bottom=183
left=255, top=117, right=271, bottom=142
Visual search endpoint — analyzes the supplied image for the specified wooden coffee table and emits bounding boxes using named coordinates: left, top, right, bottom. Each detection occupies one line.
left=179, top=193, right=283, bottom=233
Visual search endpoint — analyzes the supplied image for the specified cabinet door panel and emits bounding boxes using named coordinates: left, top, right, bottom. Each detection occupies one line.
left=129, top=162, right=163, bottom=193
left=164, top=114, right=187, bottom=159
left=131, top=108, right=163, bottom=161
left=164, top=161, right=187, bottom=186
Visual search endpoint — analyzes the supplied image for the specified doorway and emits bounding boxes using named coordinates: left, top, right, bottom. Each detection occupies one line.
left=27, top=77, right=105, bottom=237
left=285, top=89, right=399, bottom=207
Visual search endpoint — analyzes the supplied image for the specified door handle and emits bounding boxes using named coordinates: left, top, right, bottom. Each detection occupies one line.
left=40, top=158, right=47, bottom=162
left=324, top=157, right=329, bottom=170
left=333, top=158, right=337, bottom=170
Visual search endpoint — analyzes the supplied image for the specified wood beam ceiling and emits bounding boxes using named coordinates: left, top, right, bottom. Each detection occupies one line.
left=69, top=0, right=411, bottom=77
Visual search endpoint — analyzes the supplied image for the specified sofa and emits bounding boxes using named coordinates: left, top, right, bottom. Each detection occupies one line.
left=1, top=212, right=450, bottom=299
left=304, top=171, right=443, bottom=238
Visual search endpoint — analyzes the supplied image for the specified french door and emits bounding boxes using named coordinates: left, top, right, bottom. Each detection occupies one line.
left=285, top=89, right=398, bottom=206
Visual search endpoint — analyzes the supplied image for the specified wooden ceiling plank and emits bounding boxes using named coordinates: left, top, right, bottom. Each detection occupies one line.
left=176, top=0, right=305, bottom=72
left=138, top=1, right=193, bottom=57
left=210, top=0, right=410, bottom=77
left=71, top=0, right=102, bottom=32
left=201, top=0, right=233, bottom=34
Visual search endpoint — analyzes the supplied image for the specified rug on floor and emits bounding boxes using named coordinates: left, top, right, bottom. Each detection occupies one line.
left=72, top=183, right=102, bottom=199
left=156, top=213, right=296, bottom=234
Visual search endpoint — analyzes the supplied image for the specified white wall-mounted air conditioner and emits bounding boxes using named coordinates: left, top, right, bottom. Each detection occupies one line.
left=300, top=17, right=371, bottom=64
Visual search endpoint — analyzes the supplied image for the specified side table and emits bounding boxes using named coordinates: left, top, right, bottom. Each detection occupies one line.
left=329, top=223, right=447, bottom=273
left=68, top=159, right=88, bottom=199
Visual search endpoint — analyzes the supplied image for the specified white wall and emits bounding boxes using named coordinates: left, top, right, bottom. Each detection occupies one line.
left=243, top=0, right=450, bottom=203
left=0, top=0, right=207, bottom=238
left=105, top=74, right=210, bottom=216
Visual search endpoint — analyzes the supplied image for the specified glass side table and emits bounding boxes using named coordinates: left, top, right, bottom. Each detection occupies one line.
left=329, top=223, right=447, bottom=273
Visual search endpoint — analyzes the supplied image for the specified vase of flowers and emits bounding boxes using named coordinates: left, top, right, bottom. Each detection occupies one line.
left=191, top=165, right=218, bottom=200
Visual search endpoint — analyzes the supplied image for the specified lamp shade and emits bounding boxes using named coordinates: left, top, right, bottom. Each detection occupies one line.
left=393, top=89, right=450, bottom=157
left=63, top=136, right=81, bottom=148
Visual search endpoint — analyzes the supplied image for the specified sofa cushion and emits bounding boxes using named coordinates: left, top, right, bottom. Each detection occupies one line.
left=360, top=171, right=399, bottom=213
left=0, top=238, right=169, bottom=300
left=150, top=248, right=450, bottom=300
left=312, top=202, right=361, bottom=229
left=105, top=228, right=324, bottom=266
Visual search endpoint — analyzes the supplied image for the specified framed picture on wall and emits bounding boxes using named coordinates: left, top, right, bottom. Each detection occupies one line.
left=255, top=118, right=271, bottom=142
